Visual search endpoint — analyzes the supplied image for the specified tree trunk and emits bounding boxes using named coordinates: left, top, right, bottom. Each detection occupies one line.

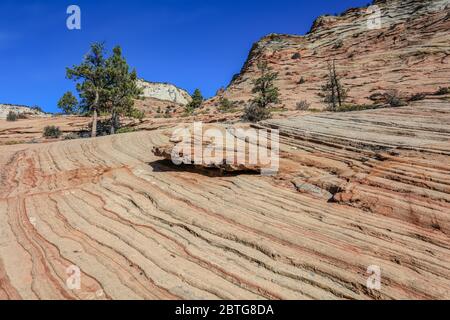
left=91, top=90, right=99, bottom=138
left=91, top=108, right=98, bottom=137
left=333, top=61, right=342, bottom=107
left=110, top=109, right=117, bottom=135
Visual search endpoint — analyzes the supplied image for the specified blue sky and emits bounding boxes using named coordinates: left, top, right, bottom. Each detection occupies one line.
left=0, top=0, right=369, bottom=113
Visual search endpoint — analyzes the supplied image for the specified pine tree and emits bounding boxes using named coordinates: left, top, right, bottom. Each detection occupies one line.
left=185, top=89, right=203, bottom=114
left=105, top=46, right=142, bottom=134
left=243, top=61, right=280, bottom=122
left=66, top=42, right=108, bottom=137
left=321, top=60, right=347, bottom=111
left=58, top=91, right=79, bottom=114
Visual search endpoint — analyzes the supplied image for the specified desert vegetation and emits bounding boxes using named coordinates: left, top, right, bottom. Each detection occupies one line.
left=321, top=60, right=347, bottom=111
left=59, top=43, right=142, bottom=136
left=296, top=100, right=311, bottom=111
left=185, top=89, right=204, bottom=114
left=218, top=97, right=236, bottom=113
left=6, top=111, right=18, bottom=121
left=243, top=61, right=280, bottom=122
left=385, top=90, right=407, bottom=107
left=435, top=87, right=450, bottom=95
left=43, top=125, right=62, bottom=139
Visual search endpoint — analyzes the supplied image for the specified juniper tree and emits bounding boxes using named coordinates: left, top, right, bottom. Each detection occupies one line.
left=185, top=89, right=203, bottom=114
left=105, top=46, right=142, bottom=134
left=243, top=61, right=280, bottom=122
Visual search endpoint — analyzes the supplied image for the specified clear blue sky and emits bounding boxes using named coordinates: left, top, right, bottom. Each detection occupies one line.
left=0, top=0, right=369, bottom=113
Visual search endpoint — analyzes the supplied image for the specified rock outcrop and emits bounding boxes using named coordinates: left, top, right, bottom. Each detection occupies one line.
left=137, top=79, right=192, bottom=106
left=0, top=104, right=48, bottom=119
left=207, top=0, right=450, bottom=110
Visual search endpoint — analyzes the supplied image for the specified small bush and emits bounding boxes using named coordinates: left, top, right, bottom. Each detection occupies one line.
left=385, top=90, right=407, bottom=107
left=6, top=111, right=18, bottom=121
left=184, top=104, right=195, bottom=115
left=43, top=126, right=62, bottom=139
left=116, top=127, right=136, bottom=134
left=408, top=93, right=426, bottom=102
left=130, top=109, right=145, bottom=121
left=297, top=77, right=306, bottom=84
left=242, top=102, right=271, bottom=122
left=64, top=132, right=80, bottom=140
left=218, top=97, right=235, bottom=113
left=435, top=87, right=450, bottom=95
left=4, top=140, right=24, bottom=145
left=296, top=100, right=311, bottom=111
left=291, top=52, right=301, bottom=60
left=333, top=39, right=344, bottom=49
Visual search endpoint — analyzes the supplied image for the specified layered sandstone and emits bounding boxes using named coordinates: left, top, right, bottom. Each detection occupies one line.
left=0, top=98, right=449, bottom=299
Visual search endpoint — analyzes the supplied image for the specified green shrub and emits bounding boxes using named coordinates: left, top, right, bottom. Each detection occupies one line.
left=385, top=90, right=407, bottom=107
left=218, top=97, right=236, bottom=113
left=242, top=61, right=279, bottom=122
left=116, top=127, right=136, bottom=134
left=408, top=93, right=426, bottom=102
left=242, top=102, right=271, bottom=122
left=296, top=100, right=311, bottom=111
left=435, top=87, right=450, bottom=95
left=184, top=104, right=195, bottom=115
left=4, top=140, right=24, bottom=145
left=333, top=39, right=344, bottom=49
left=185, top=89, right=204, bottom=113
left=6, top=111, right=18, bottom=121
left=297, top=77, right=306, bottom=84
left=291, top=52, right=301, bottom=60
left=64, top=132, right=80, bottom=140
left=129, top=109, right=145, bottom=121
left=43, top=126, right=62, bottom=139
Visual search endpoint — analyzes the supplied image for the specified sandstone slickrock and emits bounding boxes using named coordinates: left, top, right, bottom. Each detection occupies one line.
left=0, top=99, right=449, bottom=299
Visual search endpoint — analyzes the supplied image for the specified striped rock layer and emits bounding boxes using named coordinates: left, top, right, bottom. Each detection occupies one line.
left=0, top=98, right=449, bottom=299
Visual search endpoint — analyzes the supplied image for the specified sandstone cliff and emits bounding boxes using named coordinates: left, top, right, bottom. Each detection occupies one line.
left=207, top=0, right=450, bottom=110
